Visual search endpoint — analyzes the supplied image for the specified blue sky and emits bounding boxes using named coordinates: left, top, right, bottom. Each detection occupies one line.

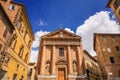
left=14, top=0, right=110, bottom=32
left=14, top=0, right=120, bottom=62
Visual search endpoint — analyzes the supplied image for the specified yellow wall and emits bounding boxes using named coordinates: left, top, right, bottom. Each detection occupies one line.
left=2, top=6, right=34, bottom=80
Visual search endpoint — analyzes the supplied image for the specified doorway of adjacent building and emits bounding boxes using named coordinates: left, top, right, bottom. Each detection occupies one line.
left=58, top=68, right=66, bottom=80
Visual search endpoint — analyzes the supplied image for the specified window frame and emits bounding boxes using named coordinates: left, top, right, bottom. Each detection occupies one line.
left=113, top=0, right=120, bottom=9
left=3, top=28, right=8, bottom=38
left=59, top=48, right=64, bottom=57
left=25, top=53, right=28, bottom=63
left=102, top=36, right=107, bottom=42
left=0, top=43, right=2, bottom=50
left=110, top=57, right=115, bottom=63
left=19, top=45, right=24, bottom=58
left=9, top=5, right=16, bottom=10
left=116, top=46, right=120, bottom=52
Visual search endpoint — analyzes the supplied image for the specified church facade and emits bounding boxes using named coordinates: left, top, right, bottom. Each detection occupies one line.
left=37, top=29, right=86, bottom=80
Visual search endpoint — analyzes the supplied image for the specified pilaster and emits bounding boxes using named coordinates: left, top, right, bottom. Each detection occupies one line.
left=51, top=45, right=56, bottom=74
left=40, top=45, right=46, bottom=74
left=77, top=45, right=83, bottom=75
left=68, top=45, right=73, bottom=74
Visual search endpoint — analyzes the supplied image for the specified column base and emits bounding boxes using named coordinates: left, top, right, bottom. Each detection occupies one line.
left=37, top=74, right=56, bottom=80
left=68, top=74, right=87, bottom=78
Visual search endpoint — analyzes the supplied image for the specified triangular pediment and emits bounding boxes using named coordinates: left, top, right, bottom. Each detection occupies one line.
left=42, top=29, right=80, bottom=38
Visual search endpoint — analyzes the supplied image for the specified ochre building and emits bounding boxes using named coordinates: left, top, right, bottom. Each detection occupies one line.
left=28, top=62, right=37, bottom=80
left=94, top=33, right=120, bottom=80
left=0, top=3, right=15, bottom=78
left=83, top=50, right=102, bottom=80
left=0, top=0, right=34, bottom=80
left=106, top=0, right=120, bottom=24
left=37, top=29, right=86, bottom=80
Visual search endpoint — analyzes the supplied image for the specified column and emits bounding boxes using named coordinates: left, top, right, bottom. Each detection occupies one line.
left=68, top=45, right=73, bottom=74
left=52, top=45, right=56, bottom=74
left=40, top=45, right=46, bottom=74
left=77, top=45, right=83, bottom=75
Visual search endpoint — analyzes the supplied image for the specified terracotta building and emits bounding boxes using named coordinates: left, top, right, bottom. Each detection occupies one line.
left=106, top=0, right=120, bottom=24
left=83, top=50, right=102, bottom=80
left=0, top=0, right=34, bottom=80
left=28, top=62, right=37, bottom=80
left=37, top=29, right=86, bottom=80
left=0, top=3, right=15, bottom=78
left=94, top=33, right=120, bottom=80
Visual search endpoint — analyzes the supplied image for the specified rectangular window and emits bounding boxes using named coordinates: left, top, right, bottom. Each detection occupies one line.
left=112, top=36, right=116, bottom=42
left=113, top=0, right=120, bottom=9
left=116, top=46, right=120, bottom=51
left=11, top=40, right=17, bottom=50
left=19, top=46, right=24, bottom=57
left=13, top=74, right=17, bottom=80
left=110, top=57, right=115, bottom=63
left=107, top=48, right=111, bottom=52
left=3, top=28, right=8, bottom=38
left=28, top=40, right=31, bottom=49
left=24, top=31, right=27, bottom=39
left=119, top=9, right=120, bottom=16
left=9, top=5, right=16, bottom=10
left=59, top=48, right=64, bottom=57
left=25, top=53, right=28, bottom=62
left=5, top=57, right=10, bottom=64
left=16, top=64, right=19, bottom=71
left=0, top=43, right=2, bottom=50
left=102, top=36, right=107, bottom=41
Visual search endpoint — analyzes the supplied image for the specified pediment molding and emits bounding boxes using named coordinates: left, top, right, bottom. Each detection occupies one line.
left=56, top=59, right=68, bottom=65
left=41, top=29, right=81, bottom=39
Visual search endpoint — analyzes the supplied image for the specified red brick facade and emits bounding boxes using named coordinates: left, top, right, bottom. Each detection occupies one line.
left=94, top=33, right=120, bottom=80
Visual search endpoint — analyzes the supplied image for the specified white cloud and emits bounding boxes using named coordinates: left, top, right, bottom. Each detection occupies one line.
left=30, top=50, right=38, bottom=62
left=37, top=19, right=47, bottom=26
left=30, top=30, right=50, bottom=62
left=76, top=11, right=120, bottom=56
left=64, top=28, right=74, bottom=33
left=32, top=30, right=50, bottom=48
left=30, top=11, right=120, bottom=62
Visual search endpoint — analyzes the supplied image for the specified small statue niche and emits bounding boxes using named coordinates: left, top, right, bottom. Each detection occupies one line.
left=72, top=61, right=78, bottom=75
left=46, top=61, right=50, bottom=75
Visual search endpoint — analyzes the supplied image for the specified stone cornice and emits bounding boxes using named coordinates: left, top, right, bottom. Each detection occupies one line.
left=7, top=48, right=28, bottom=68
left=42, top=37, right=80, bottom=40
